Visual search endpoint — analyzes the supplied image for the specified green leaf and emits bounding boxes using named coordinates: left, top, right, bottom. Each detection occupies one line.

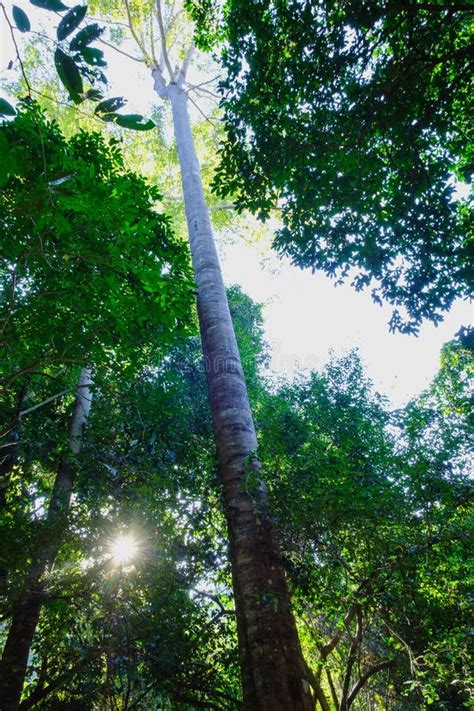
left=54, top=48, right=83, bottom=102
left=79, top=46, right=106, bottom=66
left=94, top=97, right=126, bottom=115
left=30, top=0, right=68, bottom=11
left=114, top=114, right=155, bottom=131
left=12, top=6, right=31, bottom=32
left=69, top=23, right=103, bottom=50
left=101, top=113, right=119, bottom=122
left=84, top=88, right=103, bottom=101
left=0, top=98, right=17, bottom=116
left=57, top=5, right=87, bottom=41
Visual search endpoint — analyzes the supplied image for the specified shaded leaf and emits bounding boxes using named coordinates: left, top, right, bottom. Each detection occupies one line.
left=30, top=0, right=68, bottom=11
left=69, top=23, right=103, bottom=50
left=54, top=48, right=83, bottom=102
left=84, top=88, right=103, bottom=101
left=12, top=6, right=31, bottom=32
left=0, top=133, right=10, bottom=187
left=0, top=98, right=17, bottom=116
left=79, top=46, right=106, bottom=66
left=94, top=97, right=126, bottom=115
left=57, top=5, right=87, bottom=41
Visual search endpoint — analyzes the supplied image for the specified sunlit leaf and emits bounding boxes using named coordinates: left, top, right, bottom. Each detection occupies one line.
left=114, top=114, right=155, bottom=131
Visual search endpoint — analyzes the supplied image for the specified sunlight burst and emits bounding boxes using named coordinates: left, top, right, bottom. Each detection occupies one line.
left=110, top=534, right=138, bottom=565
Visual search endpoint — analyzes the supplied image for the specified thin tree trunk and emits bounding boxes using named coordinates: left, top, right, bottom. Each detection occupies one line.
left=166, top=83, right=313, bottom=711
left=0, top=380, right=29, bottom=512
left=0, top=369, right=92, bottom=711
left=0, top=441, right=17, bottom=510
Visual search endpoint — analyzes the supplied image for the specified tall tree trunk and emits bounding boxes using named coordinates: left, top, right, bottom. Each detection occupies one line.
left=164, top=82, right=313, bottom=711
left=0, top=369, right=92, bottom=711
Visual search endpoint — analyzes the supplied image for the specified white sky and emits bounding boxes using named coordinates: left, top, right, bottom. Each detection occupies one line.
left=1, top=5, right=472, bottom=407
left=219, top=240, right=472, bottom=407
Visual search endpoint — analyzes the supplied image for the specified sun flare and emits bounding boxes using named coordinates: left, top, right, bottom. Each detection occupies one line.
left=110, top=534, right=138, bottom=565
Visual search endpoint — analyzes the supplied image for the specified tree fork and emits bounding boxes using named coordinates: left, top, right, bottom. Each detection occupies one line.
left=158, top=78, right=313, bottom=711
left=0, top=369, right=92, bottom=710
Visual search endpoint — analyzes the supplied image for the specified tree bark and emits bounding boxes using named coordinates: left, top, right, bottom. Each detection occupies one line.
left=164, top=82, right=313, bottom=711
left=0, top=369, right=92, bottom=711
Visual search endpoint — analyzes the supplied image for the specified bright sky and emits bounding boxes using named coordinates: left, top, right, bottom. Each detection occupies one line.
left=219, top=240, right=471, bottom=407
left=1, top=5, right=472, bottom=407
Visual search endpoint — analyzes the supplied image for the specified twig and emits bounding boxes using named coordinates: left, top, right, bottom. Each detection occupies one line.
left=186, top=83, right=221, bottom=101
left=88, top=15, right=130, bottom=28
left=19, top=387, right=72, bottom=418
left=99, top=37, right=145, bottom=63
left=187, top=92, right=219, bottom=132
left=1, top=3, right=32, bottom=96
left=177, top=41, right=194, bottom=87
left=186, top=73, right=221, bottom=91
left=31, top=88, right=105, bottom=125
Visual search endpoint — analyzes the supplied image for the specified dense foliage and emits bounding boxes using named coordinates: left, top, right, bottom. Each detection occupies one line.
left=196, top=0, right=473, bottom=332
left=1, top=5, right=473, bottom=708
left=1, top=102, right=194, bottom=515
left=1, top=278, right=472, bottom=706
left=257, top=343, right=473, bottom=708
left=0, top=104, right=194, bottom=691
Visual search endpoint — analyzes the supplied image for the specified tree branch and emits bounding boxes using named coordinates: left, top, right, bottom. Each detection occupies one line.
left=148, top=13, right=157, bottom=65
left=340, top=606, right=363, bottom=710
left=19, top=388, right=71, bottom=418
left=326, top=668, right=339, bottom=709
left=155, top=0, right=175, bottom=81
left=177, top=42, right=195, bottom=87
left=346, top=659, right=394, bottom=709
left=124, top=0, right=149, bottom=62
left=304, top=663, right=331, bottom=711
left=151, top=64, right=168, bottom=99
left=321, top=605, right=358, bottom=658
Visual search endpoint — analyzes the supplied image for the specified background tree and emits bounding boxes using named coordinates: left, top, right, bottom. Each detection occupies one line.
left=255, top=340, right=473, bottom=709
left=0, top=102, right=194, bottom=707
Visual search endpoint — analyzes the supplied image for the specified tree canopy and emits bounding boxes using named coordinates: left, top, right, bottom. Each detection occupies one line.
left=0, top=99, right=194, bottom=518
left=194, top=0, right=473, bottom=333
left=1, top=101, right=193, bottom=380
